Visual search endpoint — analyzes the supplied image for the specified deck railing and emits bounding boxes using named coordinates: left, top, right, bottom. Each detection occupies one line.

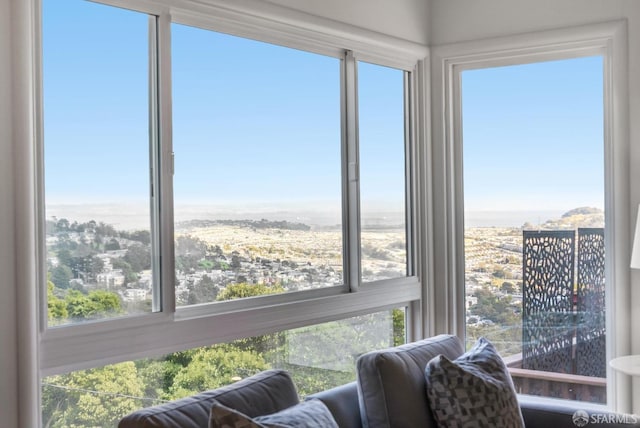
left=519, top=228, right=606, bottom=403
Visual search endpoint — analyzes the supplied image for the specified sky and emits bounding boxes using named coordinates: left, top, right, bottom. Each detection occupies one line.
left=43, top=0, right=405, bottom=221
left=462, top=56, right=604, bottom=214
left=43, top=0, right=604, bottom=226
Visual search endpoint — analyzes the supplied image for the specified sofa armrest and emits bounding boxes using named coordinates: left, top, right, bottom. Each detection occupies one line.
left=307, top=382, right=362, bottom=428
left=519, top=395, right=639, bottom=428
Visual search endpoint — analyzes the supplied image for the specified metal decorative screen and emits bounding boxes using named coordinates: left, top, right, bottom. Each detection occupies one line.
left=522, top=230, right=575, bottom=374
left=576, top=228, right=606, bottom=378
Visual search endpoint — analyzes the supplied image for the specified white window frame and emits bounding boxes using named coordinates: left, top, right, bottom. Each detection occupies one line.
left=13, top=0, right=431, bottom=425
left=428, top=21, right=630, bottom=411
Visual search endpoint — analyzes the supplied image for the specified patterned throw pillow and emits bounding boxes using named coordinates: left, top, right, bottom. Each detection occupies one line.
left=424, top=337, right=525, bottom=428
left=209, top=399, right=339, bottom=428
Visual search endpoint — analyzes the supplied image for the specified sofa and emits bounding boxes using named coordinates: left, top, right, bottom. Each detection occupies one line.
left=119, top=334, right=638, bottom=428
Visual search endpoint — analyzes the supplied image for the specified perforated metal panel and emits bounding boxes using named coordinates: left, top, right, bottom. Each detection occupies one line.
left=576, top=228, right=606, bottom=378
left=522, top=230, right=575, bottom=374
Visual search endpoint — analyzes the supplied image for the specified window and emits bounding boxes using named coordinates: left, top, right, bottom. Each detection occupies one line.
left=37, top=0, right=423, bottom=425
left=42, top=308, right=405, bottom=426
left=461, top=57, right=606, bottom=403
left=42, top=0, right=155, bottom=324
left=431, top=21, right=628, bottom=409
left=172, top=24, right=342, bottom=306
left=358, top=62, right=408, bottom=282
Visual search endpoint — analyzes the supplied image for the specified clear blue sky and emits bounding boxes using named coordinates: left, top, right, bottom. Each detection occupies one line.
left=43, top=0, right=604, bottom=218
left=462, top=56, right=604, bottom=213
left=43, top=0, right=405, bottom=216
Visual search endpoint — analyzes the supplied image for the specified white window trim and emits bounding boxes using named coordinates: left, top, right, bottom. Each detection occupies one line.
left=428, top=20, right=630, bottom=411
left=13, top=0, right=431, bottom=425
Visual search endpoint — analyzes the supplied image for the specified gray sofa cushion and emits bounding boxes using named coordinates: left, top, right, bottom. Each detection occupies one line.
left=356, top=334, right=464, bottom=428
left=307, top=382, right=362, bottom=428
left=209, top=399, right=338, bottom=428
left=118, top=369, right=299, bottom=428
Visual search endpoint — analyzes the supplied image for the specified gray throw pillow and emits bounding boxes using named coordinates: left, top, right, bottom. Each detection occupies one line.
left=425, top=337, right=525, bottom=428
left=209, top=399, right=339, bottom=428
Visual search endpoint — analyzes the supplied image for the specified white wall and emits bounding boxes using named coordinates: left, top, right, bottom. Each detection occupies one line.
left=264, top=0, right=430, bottom=45
left=0, top=0, right=17, bottom=425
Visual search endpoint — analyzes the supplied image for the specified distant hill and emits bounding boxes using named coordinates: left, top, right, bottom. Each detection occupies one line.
left=523, top=206, right=604, bottom=230
left=176, top=218, right=311, bottom=231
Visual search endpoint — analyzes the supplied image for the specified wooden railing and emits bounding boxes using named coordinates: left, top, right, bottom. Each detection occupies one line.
left=505, top=353, right=606, bottom=404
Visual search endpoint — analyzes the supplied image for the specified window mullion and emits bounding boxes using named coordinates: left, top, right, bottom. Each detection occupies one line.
left=157, top=10, right=175, bottom=314
left=343, top=51, right=361, bottom=292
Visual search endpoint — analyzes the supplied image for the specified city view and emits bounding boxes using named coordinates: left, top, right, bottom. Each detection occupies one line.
left=42, top=203, right=606, bottom=425
left=39, top=2, right=606, bottom=424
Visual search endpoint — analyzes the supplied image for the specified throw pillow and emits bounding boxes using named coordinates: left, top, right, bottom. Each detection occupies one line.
left=209, top=399, right=339, bottom=428
left=424, top=337, right=525, bottom=428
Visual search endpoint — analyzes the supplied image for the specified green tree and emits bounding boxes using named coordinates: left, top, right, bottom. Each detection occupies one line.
left=47, top=281, right=68, bottom=322
left=124, top=245, right=151, bottom=272
left=104, top=238, right=121, bottom=251
left=42, top=363, right=146, bottom=428
left=55, top=248, right=73, bottom=268
left=65, top=289, right=122, bottom=320
left=50, top=265, right=73, bottom=289
left=216, top=282, right=284, bottom=301
left=392, top=308, right=405, bottom=347
left=167, top=345, right=268, bottom=400
left=187, top=275, right=219, bottom=305
left=111, top=257, right=138, bottom=283
left=469, top=286, right=519, bottom=326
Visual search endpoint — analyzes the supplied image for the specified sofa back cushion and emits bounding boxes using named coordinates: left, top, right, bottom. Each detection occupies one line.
left=307, top=382, right=362, bottom=428
left=118, top=369, right=299, bottom=428
left=356, top=334, right=463, bottom=428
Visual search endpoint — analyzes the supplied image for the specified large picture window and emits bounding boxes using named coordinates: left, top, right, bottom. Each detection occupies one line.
left=461, top=56, right=606, bottom=403
left=38, top=0, right=420, bottom=425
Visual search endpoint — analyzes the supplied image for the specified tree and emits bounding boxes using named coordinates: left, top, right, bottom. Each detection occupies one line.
left=216, top=282, right=284, bottom=301
left=111, top=257, right=138, bottom=284
left=469, top=286, right=519, bottom=326
left=392, top=308, right=405, bottom=347
left=500, top=281, right=515, bottom=294
left=124, top=245, right=151, bottom=272
left=42, top=362, right=146, bottom=428
left=55, top=248, right=73, bottom=268
left=47, top=281, right=68, bottom=322
left=50, top=265, right=73, bottom=289
left=65, top=289, right=122, bottom=320
left=167, top=345, right=268, bottom=400
left=187, top=275, right=219, bottom=305
left=104, top=238, right=120, bottom=251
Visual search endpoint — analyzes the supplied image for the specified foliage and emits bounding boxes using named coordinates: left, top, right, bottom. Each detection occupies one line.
left=167, top=345, right=268, bottom=400
left=47, top=281, right=68, bottom=321
left=392, top=308, right=406, bottom=347
left=469, top=286, right=520, bottom=326
left=175, top=235, right=207, bottom=273
left=110, top=257, right=138, bottom=284
left=50, top=265, right=73, bottom=289
left=186, top=275, right=219, bottom=305
left=216, top=282, right=284, bottom=301
left=64, top=289, right=122, bottom=320
left=42, top=363, right=146, bottom=428
left=124, top=245, right=151, bottom=273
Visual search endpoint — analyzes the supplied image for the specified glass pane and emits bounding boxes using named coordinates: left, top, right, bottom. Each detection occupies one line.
left=43, top=0, right=153, bottom=325
left=172, top=25, right=342, bottom=306
left=358, top=62, right=407, bottom=282
left=462, top=56, right=605, bottom=403
left=41, top=308, right=405, bottom=426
